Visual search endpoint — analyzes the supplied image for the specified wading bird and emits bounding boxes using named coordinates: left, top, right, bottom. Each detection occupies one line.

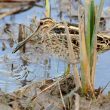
left=13, top=18, right=110, bottom=63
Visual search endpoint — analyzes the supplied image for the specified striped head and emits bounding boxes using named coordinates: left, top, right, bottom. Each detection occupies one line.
left=38, top=18, right=56, bottom=33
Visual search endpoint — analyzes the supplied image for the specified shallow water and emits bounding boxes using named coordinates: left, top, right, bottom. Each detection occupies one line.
left=0, top=0, right=110, bottom=93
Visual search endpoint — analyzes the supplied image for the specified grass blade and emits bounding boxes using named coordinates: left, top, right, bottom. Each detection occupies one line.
left=45, top=0, right=51, bottom=17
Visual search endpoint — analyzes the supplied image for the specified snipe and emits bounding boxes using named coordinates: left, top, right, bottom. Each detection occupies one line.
left=13, top=18, right=110, bottom=63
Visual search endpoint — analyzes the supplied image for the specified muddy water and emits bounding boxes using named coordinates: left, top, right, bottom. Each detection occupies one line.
left=0, top=0, right=110, bottom=93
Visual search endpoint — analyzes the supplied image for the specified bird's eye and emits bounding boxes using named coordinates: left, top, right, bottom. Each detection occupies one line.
left=40, top=21, right=43, bottom=25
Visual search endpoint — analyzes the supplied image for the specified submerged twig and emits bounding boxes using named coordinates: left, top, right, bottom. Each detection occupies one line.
left=101, top=81, right=110, bottom=93
left=18, top=24, right=26, bottom=53
left=0, top=7, right=22, bottom=19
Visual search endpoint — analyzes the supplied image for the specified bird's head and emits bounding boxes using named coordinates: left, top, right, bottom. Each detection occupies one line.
left=38, top=18, right=56, bottom=33
left=12, top=18, right=56, bottom=53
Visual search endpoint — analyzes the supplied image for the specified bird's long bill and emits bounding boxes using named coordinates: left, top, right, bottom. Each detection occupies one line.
left=12, top=22, right=40, bottom=53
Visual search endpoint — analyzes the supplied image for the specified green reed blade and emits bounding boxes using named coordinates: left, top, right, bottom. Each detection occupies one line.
left=86, top=0, right=95, bottom=62
left=91, top=0, right=104, bottom=52
left=79, top=0, right=104, bottom=97
left=91, top=0, right=104, bottom=86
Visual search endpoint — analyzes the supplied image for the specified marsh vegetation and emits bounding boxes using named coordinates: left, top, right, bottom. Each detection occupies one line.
left=0, top=0, right=110, bottom=110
